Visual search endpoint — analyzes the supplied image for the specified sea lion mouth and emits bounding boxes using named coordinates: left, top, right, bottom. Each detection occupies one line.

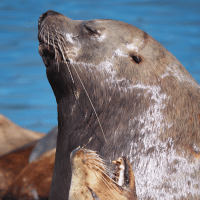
left=38, top=26, right=66, bottom=60
left=38, top=30, right=64, bottom=68
left=69, top=148, right=137, bottom=200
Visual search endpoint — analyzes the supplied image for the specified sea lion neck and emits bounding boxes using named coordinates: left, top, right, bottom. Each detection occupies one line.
left=55, top=65, right=112, bottom=148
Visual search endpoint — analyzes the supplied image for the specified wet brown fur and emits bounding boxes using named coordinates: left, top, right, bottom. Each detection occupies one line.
left=2, top=148, right=55, bottom=200
left=0, top=115, right=54, bottom=200
left=0, top=142, right=35, bottom=198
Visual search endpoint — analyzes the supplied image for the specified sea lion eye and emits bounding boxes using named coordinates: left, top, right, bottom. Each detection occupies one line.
left=131, top=54, right=141, bottom=64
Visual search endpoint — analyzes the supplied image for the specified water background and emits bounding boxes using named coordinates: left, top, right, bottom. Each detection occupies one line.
left=0, top=0, right=200, bottom=133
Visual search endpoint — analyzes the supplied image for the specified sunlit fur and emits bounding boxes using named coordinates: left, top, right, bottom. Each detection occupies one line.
left=69, top=148, right=137, bottom=200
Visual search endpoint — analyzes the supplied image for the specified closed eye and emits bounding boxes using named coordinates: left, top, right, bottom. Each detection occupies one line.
left=84, top=25, right=99, bottom=34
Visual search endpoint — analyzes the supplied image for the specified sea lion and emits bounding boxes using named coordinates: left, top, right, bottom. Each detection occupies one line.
left=0, top=116, right=57, bottom=199
left=69, top=148, right=137, bottom=200
left=0, top=114, right=44, bottom=157
left=38, top=10, right=200, bottom=200
left=0, top=141, right=36, bottom=198
left=2, top=148, right=55, bottom=200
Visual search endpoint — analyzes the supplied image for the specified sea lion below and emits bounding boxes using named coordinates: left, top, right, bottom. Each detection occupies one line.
left=69, top=148, right=137, bottom=200
left=0, top=115, right=57, bottom=200
left=38, top=10, right=200, bottom=200
left=2, top=148, right=55, bottom=200
left=0, top=141, right=36, bottom=198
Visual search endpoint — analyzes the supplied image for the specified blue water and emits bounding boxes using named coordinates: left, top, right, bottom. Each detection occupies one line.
left=0, top=0, right=200, bottom=133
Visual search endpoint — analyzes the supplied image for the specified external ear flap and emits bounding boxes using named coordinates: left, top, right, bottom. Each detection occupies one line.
left=84, top=21, right=106, bottom=35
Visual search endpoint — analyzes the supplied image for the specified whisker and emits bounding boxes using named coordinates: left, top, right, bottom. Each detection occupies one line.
left=83, top=152, right=114, bottom=174
left=61, top=40, right=106, bottom=144
left=56, top=37, right=75, bottom=83
left=82, top=137, right=93, bottom=149
left=88, top=162, right=119, bottom=186
left=47, top=26, right=49, bottom=49
left=39, top=24, right=45, bottom=38
left=99, top=168, right=118, bottom=185
left=87, top=159, right=113, bottom=174
left=93, top=164, right=136, bottom=197
left=91, top=167, right=121, bottom=200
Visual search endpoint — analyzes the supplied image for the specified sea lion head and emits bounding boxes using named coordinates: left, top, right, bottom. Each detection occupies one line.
left=38, top=10, right=173, bottom=103
left=38, top=9, right=200, bottom=150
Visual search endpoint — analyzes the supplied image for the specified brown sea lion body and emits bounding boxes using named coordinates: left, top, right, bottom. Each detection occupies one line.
left=0, top=115, right=57, bottom=199
left=2, top=148, right=55, bottom=200
left=0, top=141, right=36, bottom=198
left=38, top=11, right=200, bottom=200
left=0, top=114, right=44, bottom=157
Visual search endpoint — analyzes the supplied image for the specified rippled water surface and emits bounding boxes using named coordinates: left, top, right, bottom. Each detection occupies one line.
left=0, top=0, right=200, bottom=133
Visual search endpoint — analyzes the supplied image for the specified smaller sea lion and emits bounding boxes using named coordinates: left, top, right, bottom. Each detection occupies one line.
left=0, top=114, right=44, bottom=157
left=0, top=142, right=36, bottom=198
left=0, top=117, right=57, bottom=200
left=69, top=148, right=137, bottom=200
left=2, top=148, right=55, bottom=200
